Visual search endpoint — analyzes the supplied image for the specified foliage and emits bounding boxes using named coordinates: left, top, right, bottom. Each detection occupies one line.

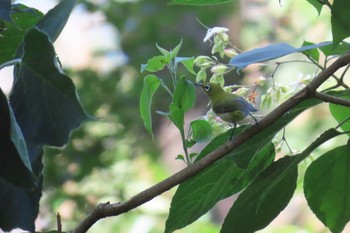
left=1, top=0, right=350, bottom=233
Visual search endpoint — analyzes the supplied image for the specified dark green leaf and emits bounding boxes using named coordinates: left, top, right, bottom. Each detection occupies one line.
left=170, top=76, right=195, bottom=112
left=229, top=42, right=331, bottom=70
left=10, top=28, right=89, bottom=150
left=329, top=95, right=350, bottom=137
left=0, top=153, right=43, bottom=232
left=304, top=145, right=350, bottom=233
left=141, top=55, right=171, bottom=73
left=140, top=75, right=161, bottom=139
left=36, top=0, right=77, bottom=42
left=0, top=4, right=42, bottom=64
left=221, top=156, right=298, bottom=233
left=165, top=133, right=275, bottom=233
left=306, top=0, right=324, bottom=15
left=190, top=119, right=212, bottom=143
left=169, top=0, right=231, bottom=6
left=0, top=88, right=35, bottom=188
left=331, top=1, right=350, bottom=45
left=0, top=0, right=12, bottom=22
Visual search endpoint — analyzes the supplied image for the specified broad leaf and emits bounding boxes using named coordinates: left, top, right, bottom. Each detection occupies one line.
left=306, top=0, right=324, bottom=15
left=0, top=0, right=12, bottom=22
left=169, top=0, right=231, bottom=6
left=319, top=42, right=350, bottom=57
left=331, top=1, right=350, bottom=45
left=0, top=4, right=42, bottom=64
left=0, top=88, right=35, bottom=188
left=141, top=55, right=171, bottom=73
left=229, top=42, right=331, bottom=70
left=304, top=145, right=350, bottom=233
left=220, top=156, right=298, bottom=233
left=35, top=0, right=77, bottom=42
left=140, top=75, right=160, bottom=139
left=170, top=76, right=196, bottom=112
left=175, top=57, right=196, bottom=75
left=190, top=119, right=212, bottom=143
left=0, top=155, right=43, bottom=232
left=302, top=41, right=320, bottom=61
left=10, top=28, right=89, bottom=153
left=329, top=95, right=350, bottom=137
left=165, top=129, right=275, bottom=233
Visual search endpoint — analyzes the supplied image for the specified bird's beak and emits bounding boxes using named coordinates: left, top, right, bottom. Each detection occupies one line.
left=194, top=83, right=202, bottom=87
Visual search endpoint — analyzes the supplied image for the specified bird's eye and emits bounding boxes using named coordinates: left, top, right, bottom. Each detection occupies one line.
left=204, top=85, right=210, bottom=92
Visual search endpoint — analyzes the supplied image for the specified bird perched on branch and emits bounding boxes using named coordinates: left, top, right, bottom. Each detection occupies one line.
left=196, top=82, right=258, bottom=135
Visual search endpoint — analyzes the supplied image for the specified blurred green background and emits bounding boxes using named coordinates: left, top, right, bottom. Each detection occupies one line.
left=10, top=0, right=345, bottom=232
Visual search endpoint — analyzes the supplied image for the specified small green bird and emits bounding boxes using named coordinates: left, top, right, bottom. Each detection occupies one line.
left=196, top=82, right=258, bottom=129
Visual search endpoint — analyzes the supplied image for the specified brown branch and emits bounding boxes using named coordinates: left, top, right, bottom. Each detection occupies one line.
left=314, top=92, right=350, bottom=107
left=72, top=53, right=350, bottom=233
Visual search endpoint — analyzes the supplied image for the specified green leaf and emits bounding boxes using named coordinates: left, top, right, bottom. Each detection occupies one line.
left=304, top=145, right=350, bottom=233
left=0, top=4, right=43, bottom=64
left=329, top=94, right=350, bottom=137
left=190, top=119, right=212, bottom=143
left=141, top=55, right=171, bottom=73
left=175, top=57, right=196, bottom=75
left=319, top=42, right=350, bottom=57
left=302, top=40, right=320, bottom=61
left=221, top=156, right=298, bottom=233
left=170, top=39, right=182, bottom=59
left=9, top=28, right=89, bottom=150
left=170, top=76, right=195, bottom=112
left=331, top=1, right=350, bottom=45
left=140, top=75, right=161, bottom=139
left=0, top=88, right=35, bottom=189
left=156, top=43, right=170, bottom=56
left=165, top=131, right=275, bottom=233
left=169, top=108, right=185, bottom=135
left=169, top=0, right=231, bottom=6
left=306, top=0, right=324, bottom=15
left=36, top=0, right=77, bottom=42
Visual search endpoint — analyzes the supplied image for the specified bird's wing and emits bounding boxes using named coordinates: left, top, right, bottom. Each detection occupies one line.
left=213, top=96, right=257, bottom=114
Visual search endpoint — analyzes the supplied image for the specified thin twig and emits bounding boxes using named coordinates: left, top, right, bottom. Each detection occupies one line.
left=72, top=53, right=350, bottom=233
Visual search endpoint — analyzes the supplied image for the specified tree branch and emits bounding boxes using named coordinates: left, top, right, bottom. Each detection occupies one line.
left=314, top=92, right=350, bottom=107
left=72, top=53, right=350, bottom=233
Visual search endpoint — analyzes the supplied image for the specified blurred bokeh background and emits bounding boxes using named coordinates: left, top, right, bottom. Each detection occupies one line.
left=1, top=0, right=348, bottom=232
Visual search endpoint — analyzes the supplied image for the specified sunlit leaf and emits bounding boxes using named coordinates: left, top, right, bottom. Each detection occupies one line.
left=190, top=119, right=212, bottom=143
left=304, top=145, right=350, bottom=233
left=175, top=57, right=196, bottom=75
left=141, top=55, right=171, bottom=73
left=170, top=76, right=195, bottom=112
left=0, top=4, right=42, bottom=64
left=140, top=75, right=160, bottom=139
left=229, top=42, right=331, bottom=70
left=221, top=156, right=298, bottom=233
